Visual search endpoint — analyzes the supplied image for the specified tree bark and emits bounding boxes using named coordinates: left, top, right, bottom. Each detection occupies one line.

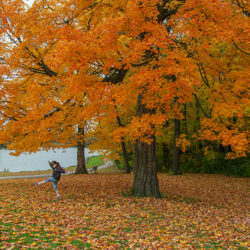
left=172, top=118, right=181, bottom=175
left=132, top=94, right=161, bottom=198
left=117, top=115, right=131, bottom=173
left=133, top=136, right=161, bottom=197
left=162, top=142, right=171, bottom=171
left=184, top=104, right=188, bottom=134
left=121, top=141, right=131, bottom=173
left=75, top=127, right=88, bottom=174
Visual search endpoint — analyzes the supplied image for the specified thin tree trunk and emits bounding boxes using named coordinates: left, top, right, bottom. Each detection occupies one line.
left=162, top=143, right=170, bottom=171
left=117, top=115, right=131, bottom=173
left=195, top=96, right=202, bottom=164
left=75, top=127, right=88, bottom=174
left=184, top=104, right=188, bottom=134
left=132, top=94, right=161, bottom=198
left=162, top=121, right=170, bottom=171
left=183, top=104, right=189, bottom=162
left=121, top=141, right=131, bottom=173
left=172, top=118, right=181, bottom=175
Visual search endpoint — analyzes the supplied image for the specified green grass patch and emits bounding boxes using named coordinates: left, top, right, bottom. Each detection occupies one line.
left=86, top=155, right=104, bottom=168
left=71, top=240, right=92, bottom=248
left=98, top=165, right=125, bottom=174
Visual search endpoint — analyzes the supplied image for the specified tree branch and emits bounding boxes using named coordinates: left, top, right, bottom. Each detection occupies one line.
left=232, top=40, right=250, bottom=56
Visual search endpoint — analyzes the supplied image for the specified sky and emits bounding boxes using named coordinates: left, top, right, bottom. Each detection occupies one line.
left=24, top=0, right=34, bottom=7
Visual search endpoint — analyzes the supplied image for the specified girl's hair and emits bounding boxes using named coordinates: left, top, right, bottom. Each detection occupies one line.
left=51, top=160, right=59, bottom=166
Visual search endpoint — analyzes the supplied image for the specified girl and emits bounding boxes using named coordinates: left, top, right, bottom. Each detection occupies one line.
left=34, top=160, right=66, bottom=199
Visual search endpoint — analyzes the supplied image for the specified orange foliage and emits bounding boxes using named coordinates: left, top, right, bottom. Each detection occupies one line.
left=0, top=0, right=249, bottom=159
left=176, top=134, right=191, bottom=153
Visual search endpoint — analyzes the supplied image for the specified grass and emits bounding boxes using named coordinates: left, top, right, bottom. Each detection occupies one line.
left=98, top=165, right=125, bottom=174
left=86, top=155, right=104, bottom=168
left=0, top=169, right=53, bottom=177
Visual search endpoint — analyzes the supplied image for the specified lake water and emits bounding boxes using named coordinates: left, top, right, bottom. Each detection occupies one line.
left=0, top=148, right=97, bottom=172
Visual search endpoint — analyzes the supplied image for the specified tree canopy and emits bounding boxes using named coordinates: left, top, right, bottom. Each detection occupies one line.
left=0, top=0, right=249, bottom=197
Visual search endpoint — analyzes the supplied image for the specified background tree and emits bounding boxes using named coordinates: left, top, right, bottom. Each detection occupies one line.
left=0, top=0, right=104, bottom=173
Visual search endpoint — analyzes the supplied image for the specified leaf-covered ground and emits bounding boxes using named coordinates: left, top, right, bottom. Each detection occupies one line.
left=0, top=173, right=249, bottom=249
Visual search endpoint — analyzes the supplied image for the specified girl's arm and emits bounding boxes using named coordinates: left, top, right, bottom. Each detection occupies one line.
left=48, top=161, right=53, bottom=169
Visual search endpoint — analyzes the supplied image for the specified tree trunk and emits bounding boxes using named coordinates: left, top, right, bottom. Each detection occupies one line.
left=117, top=115, right=131, bottom=173
left=121, top=141, right=131, bottom=173
left=184, top=104, right=188, bottom=134
left=162, top=142, right=170, bottom=171
left=133, top=136, right=161, bottom=197
left=132, top=94, right=161, bottom=198
left=75, top=127, right=88, bottom=174
left=172, top=118, right=181, bottom=175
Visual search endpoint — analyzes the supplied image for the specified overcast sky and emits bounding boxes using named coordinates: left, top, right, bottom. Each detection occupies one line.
left=24, top=0, right=34, bottom=7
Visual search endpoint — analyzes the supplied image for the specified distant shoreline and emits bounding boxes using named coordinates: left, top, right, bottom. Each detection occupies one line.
left=0, top=148, right=99, bottom=172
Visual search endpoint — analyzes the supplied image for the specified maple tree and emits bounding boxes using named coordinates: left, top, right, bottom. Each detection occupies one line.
left=0, top=0, right=249, bottom=197
left=0, top=0, right=98, bottom=173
